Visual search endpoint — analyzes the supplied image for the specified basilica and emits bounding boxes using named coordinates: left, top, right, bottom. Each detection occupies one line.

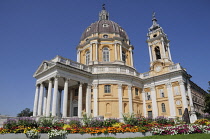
left=32, top=7, right=206, bottom=123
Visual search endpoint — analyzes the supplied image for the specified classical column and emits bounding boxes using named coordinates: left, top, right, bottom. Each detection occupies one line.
left=151, top=86, right=158, bottom=118
left=130, top=49, right=134, bottom=67
left=118, top=84, right=123, bottom=118
left=77, top=50, right=81, bottom=63
left=46, top=79, right=53, bottom=117
left=69, top=89, right=73, bottom=117
left=120, top=45, right=122, bottom=61
left=90, top=45, right=93, bottom=61
left=148, top=45, right=152, bottom=62
left=168, top=44, right=172, bottom=61
left=43, top=87, right=48, bottom=116
left=33, top=84, right=40, bottom=116
left=78, top=83, right=83, bottom=118
left=128, top=85, right=133, bottom=114
left=179, top=80, right=188, bottom=109
left=114, top=43, right=117, bottom=61
left=86, top=84, right=91, bottom=117
left=38, top=83, right=44, bottom=116
left=161, top=38, right=166, bottom=58
left=166, top=83, right=176, bottom=118
left=142, top=90, right=147, bottom=117
left=57, top=89, right=62, bottom=117
left=52, top=77, right=59, bottom=117
left=93, top=84, right=98, bottom=117
left=95, top=43, right=98, bottom=61
left=62, top=78, right=69, bottom=118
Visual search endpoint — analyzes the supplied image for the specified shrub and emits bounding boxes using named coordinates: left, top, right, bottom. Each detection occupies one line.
left=18, top=117, right=38, bottom=128
left=38, top=117, right=54, bottom=127
left=3, top=119, right=17, bottom=129
left=123, top=113, right=139, bottom=126
left=68, top=119, right=82, bottom=127
left=103, top=118, right=119, bottom=127
left=88, top=119, right=104, bottom=127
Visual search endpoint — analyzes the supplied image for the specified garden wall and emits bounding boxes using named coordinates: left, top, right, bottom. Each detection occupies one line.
left=0, top=132, right=152, bottom=139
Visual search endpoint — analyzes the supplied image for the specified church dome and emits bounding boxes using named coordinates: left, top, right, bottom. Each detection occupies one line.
left=80, top=20, right=129, bottom=41
left=80, top=6, right=129, bottom=42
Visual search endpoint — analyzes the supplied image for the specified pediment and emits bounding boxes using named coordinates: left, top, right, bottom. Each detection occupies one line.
left=33, top=61, right=55, bottom=77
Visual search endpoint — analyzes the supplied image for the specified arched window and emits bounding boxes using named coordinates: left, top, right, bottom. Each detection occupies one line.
left=161, top=103, right=166, bottom=112
left=106, top=103, right=111, bottom=113
left=85, top=51, right=90, bottom=65
left=122, top=51, right=126, bottom=62
left=103, top=47, right=109, bottom=62
left=155, top=46, right=161, bottom=60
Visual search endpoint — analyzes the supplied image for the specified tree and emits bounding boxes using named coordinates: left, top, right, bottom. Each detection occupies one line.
left=203, top=81, right=210, bottom=113
left=17, top=108, right=33, bottom=117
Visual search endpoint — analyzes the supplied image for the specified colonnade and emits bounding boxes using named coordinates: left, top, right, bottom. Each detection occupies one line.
left=33, top=76, right=91, bottom=118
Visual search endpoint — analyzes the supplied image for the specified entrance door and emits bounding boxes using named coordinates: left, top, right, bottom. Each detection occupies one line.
left=73, top=107, right=78, bottom=116
left=148, top=111, right=153, bottom=118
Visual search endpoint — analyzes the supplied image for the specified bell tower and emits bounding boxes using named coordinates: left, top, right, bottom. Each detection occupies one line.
left=146, top=12, right=173, bottom=72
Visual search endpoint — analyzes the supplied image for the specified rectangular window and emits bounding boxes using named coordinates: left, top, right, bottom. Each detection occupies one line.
left=74, top=89, right=78, bottom=96
left=174, top=86, right=180, bottom=95
left=178, top=109, right=182, bottom=115
left=104, top=85, right=111, bottom=93
left=159, top=89, right=164, bottom=98
left=135, top=88, right=139, bottom=95
left=146, top=92, right=151, bottom=100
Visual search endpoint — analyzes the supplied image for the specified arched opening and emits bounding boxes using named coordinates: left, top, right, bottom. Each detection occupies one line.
left=85, top=51, right=90, bottom=65
left=103, top=47, right=109, bottom=62
left=161, top=103, right=166, bottom=112
left=122, top=51, right=126, bottom=62
left=155, top=46, right=161, bottom=60
left=106, top=103, right=111, bottom=113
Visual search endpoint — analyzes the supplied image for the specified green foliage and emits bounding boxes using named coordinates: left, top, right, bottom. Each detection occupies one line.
left=103, top=118, right=119, bottom=127
left=123, top=113, right=139, bottom=126
left=82, top=113, right=92, bottom=127
left=38, top=117, right=54, bottom=127
left=204, top=92, right=210, bottom=113
left=69, top=120, right=82, bottom=127
left=3, top=119, right=17, bottom=129
left=17, top=108, right=33, bottom=117
left=17, top=117, right=38, bottom=127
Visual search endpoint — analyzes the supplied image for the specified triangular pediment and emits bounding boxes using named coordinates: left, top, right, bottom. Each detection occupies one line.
left=33, top=61, right=55, bottom=77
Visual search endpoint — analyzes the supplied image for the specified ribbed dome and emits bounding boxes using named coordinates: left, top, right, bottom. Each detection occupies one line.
left=80, top=20, right=129, bottom=41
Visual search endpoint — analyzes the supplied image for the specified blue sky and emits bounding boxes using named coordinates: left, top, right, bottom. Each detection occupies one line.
left=0, top=0, right=209, bottom=116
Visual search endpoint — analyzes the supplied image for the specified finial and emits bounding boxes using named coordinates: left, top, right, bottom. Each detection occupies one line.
left=152, top=11, right=156, bottom=19
left=102, top=4, right=105, bottom=10
left=152, top=11, right=157, bottom=21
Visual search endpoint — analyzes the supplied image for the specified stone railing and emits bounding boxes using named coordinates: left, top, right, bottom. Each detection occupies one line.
left=140, top=63, right=184, bottom=79
left=51, top=55, right=92, bottom=72
left=92, top=66, right=139, bottom=77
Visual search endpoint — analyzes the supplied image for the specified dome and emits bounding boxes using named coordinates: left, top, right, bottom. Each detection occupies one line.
left=80, top=8, right=129, bottom=41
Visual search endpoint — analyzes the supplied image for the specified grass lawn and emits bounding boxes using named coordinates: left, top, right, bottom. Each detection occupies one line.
left=88, top=133, right=210, bottom=139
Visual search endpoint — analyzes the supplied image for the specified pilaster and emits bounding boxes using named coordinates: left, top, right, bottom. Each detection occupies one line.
left=166, top=83, right=176, bottom=118
left=93, top=84, right=98, bottom=117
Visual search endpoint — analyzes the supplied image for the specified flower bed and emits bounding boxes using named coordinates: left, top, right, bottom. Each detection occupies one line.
left=1, top=116, right=210, bottom=138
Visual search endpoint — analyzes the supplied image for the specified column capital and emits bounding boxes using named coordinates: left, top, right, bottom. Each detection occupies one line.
left=87, top=84, right=92, bottom=89
left=93, top=84, right=98, bottom=88
left=150, top=86, right=155, bottom=91
left=48, top=78, right=53, bottom=82
left=118, top=84, right=122, bottom=88
left=64, top=77, right=70, bottom=82
left=165, top=83, right=172, bottom=88
left=178, top=80, right=185, bottom=85
left=127, top=85, right=132, bottom=90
